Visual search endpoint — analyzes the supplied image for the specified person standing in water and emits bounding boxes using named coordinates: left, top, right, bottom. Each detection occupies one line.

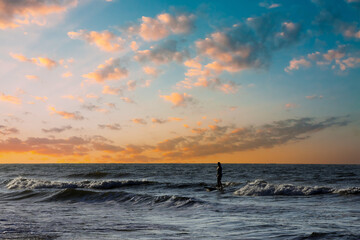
left=217, top=162, right=223, bottom=190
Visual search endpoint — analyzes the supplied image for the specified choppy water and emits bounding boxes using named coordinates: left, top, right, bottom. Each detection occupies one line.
left=0, top=164, right=359, bottom=240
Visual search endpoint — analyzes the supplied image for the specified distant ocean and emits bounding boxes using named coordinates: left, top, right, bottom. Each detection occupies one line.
left=0, top=164, right=359, bottom=240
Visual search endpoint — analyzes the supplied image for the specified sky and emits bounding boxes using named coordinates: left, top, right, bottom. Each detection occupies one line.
left=0, top=0, right=359, bottom=164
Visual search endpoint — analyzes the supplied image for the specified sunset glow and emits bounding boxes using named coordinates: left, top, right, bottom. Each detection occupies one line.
left=0, top=0, right=359, bottom=164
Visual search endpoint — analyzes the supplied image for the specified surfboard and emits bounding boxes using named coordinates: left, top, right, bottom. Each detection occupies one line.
left=205, top=186, right=225, bottom=192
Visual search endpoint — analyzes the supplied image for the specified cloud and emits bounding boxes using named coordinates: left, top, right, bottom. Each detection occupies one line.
left=42, top=125, right=72, bottom=133
left=127, top=80, right=136, bottom=91
left=306, top=95, right=323, bottom=100
left=48, top=106, right=84, bottom=120
left=0, top=93, right=21, bottom=104
left=126, top=12, right=196, bottom=41
left=177, top=58, right=240, bottom=93
left=62, top=95, right=84, bottom=103
left=62, top=71, right=73, bottom=78
left=285, top=58, right=311, bottom=72
left=259, top=2, right=281, bottom=9
left=102, top=85, right=122, bottom=95
left=25, top=75, right=39, bottom=81
left=98, top=123, right=121, bottom=131
left=0, top=135, right=124, bottom=156
left=132, top=118, right=147, bottom=125
left=82, top=103, right=107, bottom=113
left=285, top=103, right=297, bottom=110
left=159, top=92, right=193, bottom=107
left=120, top=97, right=135, bottom=103
left=0, top=0, right=77, bottom=29
left=33, top=96, right=48, bottom=102
left=313, top=0, right=360, bottom=39
left=68, top=30, right=125, bottom=52
left=10, top=53, right=57, bottom=69
left=151, top=117, right=182, bottom=124
left=134, top=40, right=188, bottom=64
left=289, top=45, right=360, bottom=72
left=154, top=116, right=349, bottom=159
left=82, top=58, right=128, bottom=83
left=143, top=66, right=161, bottom=77
left=0, top=125, right=19, bottom=135
left=195, top=14, right=301, bottom=74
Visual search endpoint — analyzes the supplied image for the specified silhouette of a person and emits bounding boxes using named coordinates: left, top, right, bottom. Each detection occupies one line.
left=217, top=162, right=223, bottom=190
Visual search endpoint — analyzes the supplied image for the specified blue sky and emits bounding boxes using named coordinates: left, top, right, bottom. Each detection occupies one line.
left=0, top=0, right=359, bottom=163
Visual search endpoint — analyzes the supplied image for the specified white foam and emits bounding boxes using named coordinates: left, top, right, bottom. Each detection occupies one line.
left=234, top=179, right=334, bottom=196
left=6, top=177, right=152, bottom=190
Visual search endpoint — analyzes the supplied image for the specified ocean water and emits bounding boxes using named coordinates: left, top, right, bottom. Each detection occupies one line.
left=0, top=164, right=359, bottom=240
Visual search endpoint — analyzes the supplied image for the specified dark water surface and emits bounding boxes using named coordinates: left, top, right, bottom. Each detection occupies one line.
left=0, top=164, right=359, bottom=239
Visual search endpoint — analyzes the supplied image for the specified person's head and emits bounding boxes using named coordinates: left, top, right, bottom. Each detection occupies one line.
left=218, top=162, right=221, bottom=166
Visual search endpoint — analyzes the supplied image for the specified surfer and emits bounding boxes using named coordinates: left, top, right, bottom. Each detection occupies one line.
left=217, top=162, right=223, bottom=190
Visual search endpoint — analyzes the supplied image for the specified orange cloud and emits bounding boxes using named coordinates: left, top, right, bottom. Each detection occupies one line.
left=62, top=95, right=84, bottom=103
left=83, top=58, right=128, bottom=83
left=48, top=106, right=84, bottom=120
left=10, top=53, right=57, bottom=69
left=143, top=66, right=161, bottom=77
left=25, top=75, right=39, bottom=81
left=102, top=85, right=122, bottom=95
left=62, top=71, right=73, bottom=78
left=68, top=30, right=124, bottom=52
left=132, top=118, right=147, bottom=125
left=0, top=93, right=21, bottom=105
left=159, top=92, right=193, bottom=107
left=0, top=0, right=77, bottom=29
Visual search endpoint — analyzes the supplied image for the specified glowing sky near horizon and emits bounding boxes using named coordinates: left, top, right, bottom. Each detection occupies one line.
left=0, top=0, right=359, bottom=164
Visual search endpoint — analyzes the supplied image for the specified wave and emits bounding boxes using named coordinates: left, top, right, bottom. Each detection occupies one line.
left=6, top=177, right=155, bottom=190
left=234, top=179, right=360, bottom=196
left=67, top=171, right=109, bottom=178
left=67, top=171, right=131, bottom=179
left=295, top=231, right=360, bottom=240
left=43, top=188, right=204, bottom=208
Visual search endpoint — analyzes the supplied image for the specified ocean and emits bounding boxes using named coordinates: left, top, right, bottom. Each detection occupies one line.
left=0, top=164, right=359, bottom=240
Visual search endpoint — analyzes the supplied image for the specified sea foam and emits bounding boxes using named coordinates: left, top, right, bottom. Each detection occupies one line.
left=234, top=179, right=360, bottom=196
left=6, top=177, right=154, bottom=190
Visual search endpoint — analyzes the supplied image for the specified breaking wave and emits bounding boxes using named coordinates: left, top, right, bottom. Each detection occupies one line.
left=6, top=177, right=155, bottom=190
left=234, top=179, right=360, bottom=196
